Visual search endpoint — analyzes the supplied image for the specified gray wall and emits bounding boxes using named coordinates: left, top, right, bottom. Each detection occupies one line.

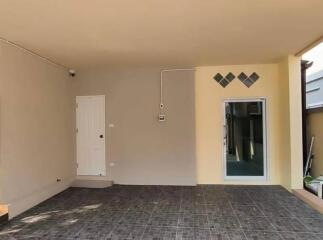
left=73, top=68, right=196, bottom=185
left=0, top=42, right=74, bottom=218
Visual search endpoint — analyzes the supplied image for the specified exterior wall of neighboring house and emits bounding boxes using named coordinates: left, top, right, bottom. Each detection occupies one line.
left=306, top=70, right=323, bottom=178
left=306, top=70, right=323, bottom=109
left=307, top=112, right=323, bottom=178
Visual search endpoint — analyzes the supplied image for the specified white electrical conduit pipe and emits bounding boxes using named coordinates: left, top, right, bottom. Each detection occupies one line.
left=0, top=36, right=69, bottom=70
left=159, top=68, right=195, bottom=113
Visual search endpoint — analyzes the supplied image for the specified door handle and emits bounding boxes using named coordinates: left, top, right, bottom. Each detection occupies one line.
left=223, top=125, right=227, bottom=144
left=100, top=134, right=104, bottom=138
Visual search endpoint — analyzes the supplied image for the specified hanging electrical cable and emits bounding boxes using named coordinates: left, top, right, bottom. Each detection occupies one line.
left=0, top=36, right=70, bottom=70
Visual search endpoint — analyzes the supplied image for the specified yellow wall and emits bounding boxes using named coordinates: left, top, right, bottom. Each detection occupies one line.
left=195, top=64, right=291, bottom=185
left=287, top=56, right=303, bottom=189
left=278, top=58, right=291, bottom=190
left=308, top=111, right=323, bottom=178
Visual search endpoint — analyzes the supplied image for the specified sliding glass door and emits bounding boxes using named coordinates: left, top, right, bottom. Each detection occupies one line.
left=223, top=99, right=267, bottom=180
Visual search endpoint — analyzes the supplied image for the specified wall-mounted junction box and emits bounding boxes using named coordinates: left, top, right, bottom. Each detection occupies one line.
left=158, top=114, right=166, bottom=122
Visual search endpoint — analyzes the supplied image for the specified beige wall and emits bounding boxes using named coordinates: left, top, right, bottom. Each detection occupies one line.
left=195, top=64, right=291, bottom=185
left=287, top=56, right=303, bottom=189
left=308, top=111, right=323, bottom=178
left=73, top=68, right=196, bottom=185
left=0, top=42, right=74, bottom=218
left=274, top=55, right=302, bottom=190
left=278, top=58, right=291, bottom=190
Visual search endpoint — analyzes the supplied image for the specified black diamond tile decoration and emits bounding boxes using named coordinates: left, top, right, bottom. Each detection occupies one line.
left=225, top=72, right=235, bottom=82
left=238, top=72, right=260, bottom=88
left=219, top=79, right=230, bottom=88
left=249, top=72, right=259, bottom=82
left=213, top=73, right=223, bottom=82
left=244, top=78, right=254, bottom=88
left=238, top=72, right=248, bottom=81
left=214, top=72, right=235, bottom=88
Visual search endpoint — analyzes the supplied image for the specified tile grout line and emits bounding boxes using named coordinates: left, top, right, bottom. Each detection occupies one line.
left=107, top=196, right=132, bottom=238
left=203, top=187, right=213, bottom=240
left=139, top=188, right=161, bottom=240
left=176, top=186, right=183, bottom=240
left=275, top=198, right=315, bottom=233
left=246, top=191, right=277, bottom=229
left=245, top=191, right=284, bottom=239
left=228, top=197, right=249, bottom=240
left=3, top=186, right=322, bottom=239
left=260, top=194, right=316, bottom=234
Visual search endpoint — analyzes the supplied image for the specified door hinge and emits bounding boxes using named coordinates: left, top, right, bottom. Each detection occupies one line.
left=76, top=128, right=78, bottom=133
left=76, top=162, right=79, bottom=168
left=76, top=103, right=78, bottom=108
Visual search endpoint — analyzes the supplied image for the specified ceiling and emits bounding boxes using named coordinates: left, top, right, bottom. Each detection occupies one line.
left=0, top=0, right=322, bottom=69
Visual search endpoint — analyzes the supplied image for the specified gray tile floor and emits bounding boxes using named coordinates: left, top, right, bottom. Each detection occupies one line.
left=0, top=185, right=322, bottom=239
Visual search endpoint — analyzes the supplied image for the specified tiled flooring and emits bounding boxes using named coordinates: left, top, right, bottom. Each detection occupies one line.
left=0, top=185, right=322, bottom=239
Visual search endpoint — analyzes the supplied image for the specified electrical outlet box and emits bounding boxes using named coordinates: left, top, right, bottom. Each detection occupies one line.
left=158, top=114, right=166, bottom=122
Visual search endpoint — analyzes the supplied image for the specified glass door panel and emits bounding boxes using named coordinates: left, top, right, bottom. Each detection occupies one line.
left=224, top=100, right=266, bottom=178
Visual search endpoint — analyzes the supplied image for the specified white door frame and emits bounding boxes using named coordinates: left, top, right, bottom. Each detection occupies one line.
left=222, top=97, right=268, bottom=181
left=76, top=95, right=106, bottom=176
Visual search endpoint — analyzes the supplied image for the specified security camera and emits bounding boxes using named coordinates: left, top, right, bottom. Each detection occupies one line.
left=68, top=69, right=76, bottom=77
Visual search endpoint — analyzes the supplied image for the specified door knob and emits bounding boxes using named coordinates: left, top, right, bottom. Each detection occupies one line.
left=100, top=135, right=104, bottom=138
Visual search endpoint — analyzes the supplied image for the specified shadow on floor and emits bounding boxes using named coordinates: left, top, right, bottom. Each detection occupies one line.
left=0, top=185, right=322, bottom=239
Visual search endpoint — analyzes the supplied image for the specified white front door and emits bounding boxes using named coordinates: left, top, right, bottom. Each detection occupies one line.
left=76, top=95, right=106, bottom=176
